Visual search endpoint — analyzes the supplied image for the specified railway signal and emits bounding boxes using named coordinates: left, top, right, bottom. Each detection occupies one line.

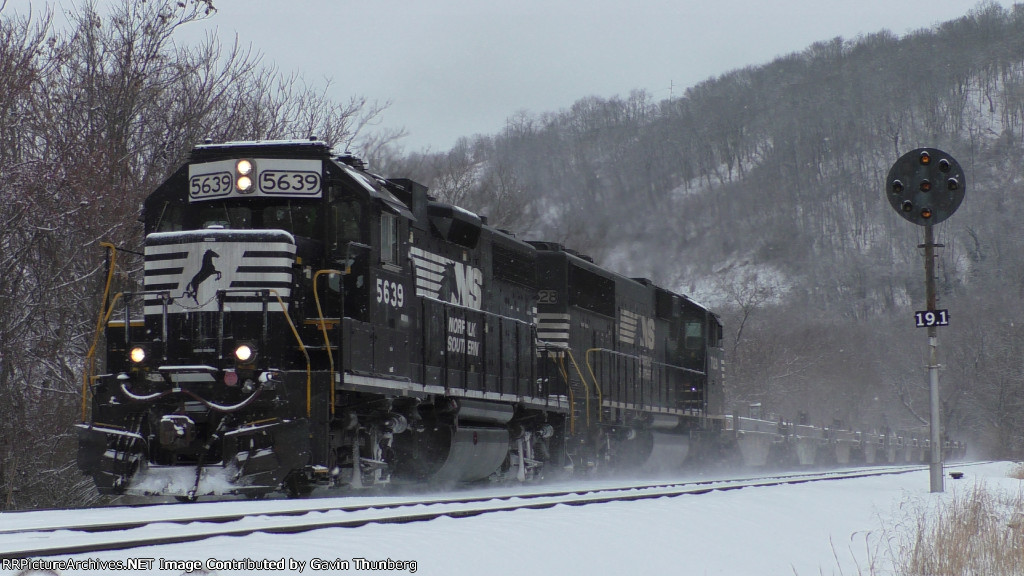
left=885, top=148, right=965, bottom=226
left=885, top=147, right=966, bottom=494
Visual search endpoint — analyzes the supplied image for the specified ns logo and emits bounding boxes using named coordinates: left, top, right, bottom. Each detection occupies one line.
left=618, top=309, right=655, bottom=350
left=439, top=261, right=483, bottom=309
left=409, top=247, right=484, bottom=310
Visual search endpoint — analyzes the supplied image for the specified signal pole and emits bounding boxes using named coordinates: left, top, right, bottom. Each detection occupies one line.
left=923, top=223, right=943, bottom=492
left=885, top=148, right=965, bottom=493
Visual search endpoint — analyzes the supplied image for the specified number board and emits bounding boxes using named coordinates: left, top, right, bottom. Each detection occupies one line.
left=914, top=309, right=950, bottom=328
left=188, top=158, right=322, bottom=202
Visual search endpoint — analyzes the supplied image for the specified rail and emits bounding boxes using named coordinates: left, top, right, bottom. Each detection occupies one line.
left=2, top=463, right=983, bottom=560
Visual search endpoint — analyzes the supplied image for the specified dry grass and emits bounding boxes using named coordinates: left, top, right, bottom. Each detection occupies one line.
left=882, top=479, right=1024, bottom=576
left=1009, top=462, right=1024, bottom=480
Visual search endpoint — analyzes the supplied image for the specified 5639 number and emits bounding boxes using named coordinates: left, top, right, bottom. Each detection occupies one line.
left=376, top=279, right=405, bottom=309
left=259, top=170, right=321, bottom=195
left=189, top=172, right=233, bottom=198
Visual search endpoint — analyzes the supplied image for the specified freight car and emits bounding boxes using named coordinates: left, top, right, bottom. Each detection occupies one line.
left=76, top=139, right=961, bottom=500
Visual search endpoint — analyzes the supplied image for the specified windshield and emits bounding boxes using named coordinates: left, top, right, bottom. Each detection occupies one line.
left=154, top=200, right=320, bottom=237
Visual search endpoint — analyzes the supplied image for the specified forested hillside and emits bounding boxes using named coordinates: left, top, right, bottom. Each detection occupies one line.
left=383, top=2, right=1024, bottom=460
left=1, top=0, right=1022, bottom=509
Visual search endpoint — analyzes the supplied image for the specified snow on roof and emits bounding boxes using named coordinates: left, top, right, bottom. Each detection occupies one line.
left=193, top=139, right=329, bottom=150
left=148, top=229, right=296, bottom=244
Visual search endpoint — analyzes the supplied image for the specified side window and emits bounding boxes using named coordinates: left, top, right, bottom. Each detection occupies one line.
left=381, top=212, right=399, bottom=265
left=684, top=321, right=704, bottom=350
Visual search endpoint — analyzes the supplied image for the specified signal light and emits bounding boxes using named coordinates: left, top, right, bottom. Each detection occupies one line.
left=902, top=200, right=913, bottom=212
left=921, top=207, right=933, bottom=219
left=920, top=180, right=932, bottom=192
left=891, top=180, right=904, bottom=194
left=938, top=158, right=950, bottom=173
left=947, top=178, right=959, bottom=191
left=919, top=151, right=931, bottom=165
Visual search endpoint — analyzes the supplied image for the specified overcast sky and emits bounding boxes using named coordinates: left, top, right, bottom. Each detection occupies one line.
left=8, top=0, right=1015, bottom=151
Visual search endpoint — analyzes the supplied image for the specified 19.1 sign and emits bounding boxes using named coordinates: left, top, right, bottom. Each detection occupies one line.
left=915, top=309, right=950, bottom=328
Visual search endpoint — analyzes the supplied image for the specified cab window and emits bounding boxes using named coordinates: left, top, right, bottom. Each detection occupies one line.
left=684, top=321, right=705, bottom=350
left=153, top=203, right=185, bottom=232
left=199, top=204, right=251, bottom=229
left=381, top=212, right=399, bottom=265
left=263, top=202, right=318, bottom=237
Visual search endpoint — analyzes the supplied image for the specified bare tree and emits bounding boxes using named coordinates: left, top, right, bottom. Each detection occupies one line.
left=0, top=0, right=399, bottom=509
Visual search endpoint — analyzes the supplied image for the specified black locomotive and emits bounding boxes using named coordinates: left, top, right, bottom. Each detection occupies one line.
left=76, top=139, right=727, bottom=499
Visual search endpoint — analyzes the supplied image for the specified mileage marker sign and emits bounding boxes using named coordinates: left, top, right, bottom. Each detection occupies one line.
left=914, top=309, right=949, bottom=328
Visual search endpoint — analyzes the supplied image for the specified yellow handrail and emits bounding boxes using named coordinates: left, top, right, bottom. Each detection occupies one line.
left=82, top=242, right=118, bottom=421
left=267, top=289, right=311, bottom=418
left=583, top=348, right=605, bottom=422
left=554, top=354, right=574, bottom=434
left=564, top=348, right=592, bottom=429
left=312, top=269, right=342, bottom=415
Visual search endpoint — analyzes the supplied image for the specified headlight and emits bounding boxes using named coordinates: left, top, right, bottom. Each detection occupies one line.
left=130, top=346, right=146, bottom=364
left=236, top=159, right=255, bottom=192
left=234, top=344, right=255, bottom=363
left=236, top=159, right=253, bottom=176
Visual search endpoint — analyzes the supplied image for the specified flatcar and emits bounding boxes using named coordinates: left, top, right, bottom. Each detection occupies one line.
left=76, top=139, right=726, bottom=499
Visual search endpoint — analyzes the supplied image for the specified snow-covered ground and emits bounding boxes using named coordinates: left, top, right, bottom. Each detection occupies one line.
left=2, top=462, right=1019, bottom=576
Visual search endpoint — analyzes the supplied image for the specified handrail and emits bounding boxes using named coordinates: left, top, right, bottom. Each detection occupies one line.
left=312, top=269, right=342, bottom=415
left=563, top=348, right=592, bottom=430
left=267, top=289, right=311, bottom=418
left=584, top=347, right=706, bottom=377
left=583, top=348, right=605, bottom=422
left=82, top=242, right=118, bottom=421
left=421, top=294, right=536, bottom=397
left=584, top=347, right=706, bottom=413
left=554, top=353, right=574, bottom=434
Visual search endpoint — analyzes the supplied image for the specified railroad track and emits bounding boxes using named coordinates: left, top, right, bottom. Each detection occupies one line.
left=0, top=463, right=980, bottom=560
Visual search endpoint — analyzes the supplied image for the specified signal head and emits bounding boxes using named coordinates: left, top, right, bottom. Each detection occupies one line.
left=885, top=148, right=965, bottom=226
